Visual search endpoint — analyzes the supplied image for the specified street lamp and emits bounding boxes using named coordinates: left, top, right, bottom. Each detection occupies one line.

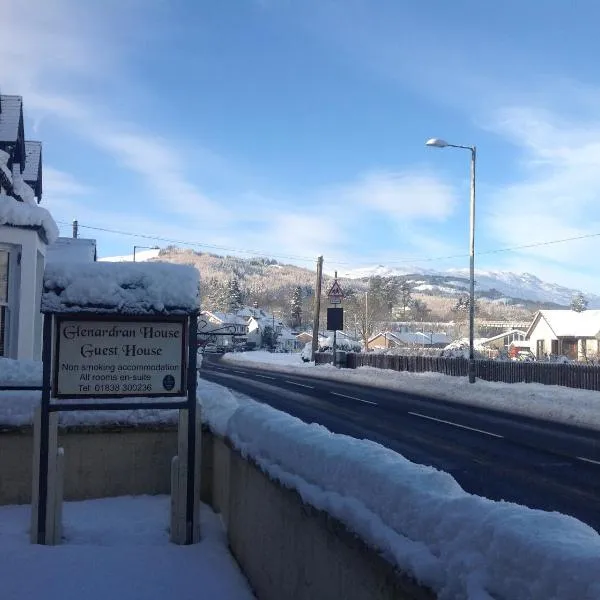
left=426, top=137, right=477, bottom=383
left=133, top=245, right=159, bottom=262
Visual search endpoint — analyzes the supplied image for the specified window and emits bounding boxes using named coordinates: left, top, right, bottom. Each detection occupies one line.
left=0, top=249, right=10, bottom=356
left=0, top=246, right=19, bottom=358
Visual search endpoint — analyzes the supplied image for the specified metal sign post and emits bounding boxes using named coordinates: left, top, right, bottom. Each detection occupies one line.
left=32, top=311, right=200, bottom=546
left=326, top=273, right=344, bottom=367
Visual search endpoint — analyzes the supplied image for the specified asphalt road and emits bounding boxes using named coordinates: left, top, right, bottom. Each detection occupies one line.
left=199, top=355, right=600, bottom=532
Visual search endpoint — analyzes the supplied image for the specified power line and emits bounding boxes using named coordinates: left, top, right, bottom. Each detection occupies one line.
left=55, top=221, right=320, bottom=264
left=56, top=219, right=600, bottom=268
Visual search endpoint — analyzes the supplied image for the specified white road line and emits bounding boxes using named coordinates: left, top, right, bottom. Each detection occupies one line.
left=232, top=370, right=246, bottom=374
left=255, top=374, right=276, bottom=380
left=576, top=456, right=600, bottom=466
left=285, top=380, right=315, bottom=389
left=408, top=412, right=504, bottom=438
left=330, top=391, right=377, bottom=406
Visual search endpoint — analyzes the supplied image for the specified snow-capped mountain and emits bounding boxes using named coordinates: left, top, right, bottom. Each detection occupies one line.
left=339, top=265, right=600, bottom=307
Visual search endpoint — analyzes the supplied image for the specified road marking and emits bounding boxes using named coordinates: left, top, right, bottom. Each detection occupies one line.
left=330, top=391, right=377, bottom=406
left=255, top=374, right=276, bottom=380
left=408, top=412, right=504, bottom=438
left=576, top=456, right=600, bottom=466
left=232, top=370, right=246, bottom=374
left=285, top=380, right=315, bottom=389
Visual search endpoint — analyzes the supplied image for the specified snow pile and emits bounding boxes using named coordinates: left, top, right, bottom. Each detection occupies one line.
left=0, top=195, right=58, bottom=243
left=0, top=496, right=253, bottom=600
left=11, top=168, right=36, bottom=204
left=201, top=386, right=600, bottom=599
left=42, top=261, right=199, bottom=314
left=0, top=149, right=12, bottom=187
left=221, top=352, right=600, bottom=429
left=0, top=357, right=42, bottom=385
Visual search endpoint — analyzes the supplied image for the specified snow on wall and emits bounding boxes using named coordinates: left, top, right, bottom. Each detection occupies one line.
left=42, top=261, right=199, bottom=315
left=200, top=387, right=600, bottom=600
left=0, top=195, right=58, bottom=243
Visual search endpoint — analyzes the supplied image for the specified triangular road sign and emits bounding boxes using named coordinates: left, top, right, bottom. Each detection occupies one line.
left=327, top=280, right=344, bottom=297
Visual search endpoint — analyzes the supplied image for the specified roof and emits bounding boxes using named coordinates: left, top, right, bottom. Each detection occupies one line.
left=480, top=329, right=527, bottom=345
left=22, top=141, right=42, bottom=197
left=46, top=237, right=97, bottom=264
left=0, top=194, right=58, bottom=243
left=42, top=262, right=199, bottom=315
left=0, top=95, right=23, bottom=142
left=369, top=330, right=449, bottom=346
left=526, top=310, right=600, bottom=338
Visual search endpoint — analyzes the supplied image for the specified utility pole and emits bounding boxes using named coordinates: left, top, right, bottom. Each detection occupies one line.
left=72, top=219, right=78, bottom=239
left=311, top=256, right=324, bottom=361
left=364, top=291, right=369, bottom=350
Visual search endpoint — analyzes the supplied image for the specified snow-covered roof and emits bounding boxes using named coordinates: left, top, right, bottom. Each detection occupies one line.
left=202, top=311, right=248, bottom=326
left=0, top=195, right=59, bottom=243
left=42, top=262, right=199, bottom=315
left=480, top=329, right=527, bottom=345
left=0, top=95, right=22, bottom=142
left=22, top=141, right=41, bottom=188
left=528, top=310, right=600, bottom=338
left=46, top=237, right=97, bottom=264
left=370, top=330, right=448, bottom=346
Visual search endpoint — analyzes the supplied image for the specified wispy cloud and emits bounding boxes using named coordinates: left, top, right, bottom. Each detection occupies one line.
left=338, top=169, right=456, bottom=221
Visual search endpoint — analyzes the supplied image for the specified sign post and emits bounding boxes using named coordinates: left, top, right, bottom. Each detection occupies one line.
left=32, top=312, right=200, bottom=546
left=326, top=273, right=344, bottom=367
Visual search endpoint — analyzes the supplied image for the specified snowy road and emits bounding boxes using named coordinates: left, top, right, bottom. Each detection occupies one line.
left=200, top=355, right=600, bottom=532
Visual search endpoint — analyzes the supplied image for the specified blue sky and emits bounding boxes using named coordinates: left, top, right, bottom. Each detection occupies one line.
left=5, top=0, right=600, bottom=291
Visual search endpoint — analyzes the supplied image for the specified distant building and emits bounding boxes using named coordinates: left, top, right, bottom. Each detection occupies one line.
left=46, top=237, right=97, bottom=264
left=526, top=310, right=600, bottom=360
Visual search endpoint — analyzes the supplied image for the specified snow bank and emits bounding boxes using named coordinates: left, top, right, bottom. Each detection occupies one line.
left=0, top=496, right=253, bottom=600
left=0, top=195, right=58, bottom=243
left=200, top=383, right=600, bottom=600
left=42, top=261, right=199, bottom=314
left=222, top=352, right=600, bottom=430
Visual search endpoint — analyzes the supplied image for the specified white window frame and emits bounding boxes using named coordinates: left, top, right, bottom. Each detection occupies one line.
left=0, top=244, right=21, bottom=358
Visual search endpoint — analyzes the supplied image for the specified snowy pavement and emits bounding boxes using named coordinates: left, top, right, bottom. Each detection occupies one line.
left=0, top=496, right=254, bottom=600
left=221, top=351, right=600, bottom=430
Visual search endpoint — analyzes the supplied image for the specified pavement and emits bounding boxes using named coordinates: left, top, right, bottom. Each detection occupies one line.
left=200, top=355, right=600, bottom=532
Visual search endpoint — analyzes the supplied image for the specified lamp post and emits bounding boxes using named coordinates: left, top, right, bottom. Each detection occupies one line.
left=133, top=245, right=159, bottom=262
left=426, top=137, right=477, bottom=383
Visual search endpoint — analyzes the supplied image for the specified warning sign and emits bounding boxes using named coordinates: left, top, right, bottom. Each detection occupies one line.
left=327, top=280, right=344, bottom=304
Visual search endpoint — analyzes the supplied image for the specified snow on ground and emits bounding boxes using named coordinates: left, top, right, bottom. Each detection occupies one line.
left=0, top=496, right=253, bottom=600
left=222, top=351, right=600, bottom=430
left=200, top=379, right=600, bottom=600
left=2, top=356, right=600, bottom=598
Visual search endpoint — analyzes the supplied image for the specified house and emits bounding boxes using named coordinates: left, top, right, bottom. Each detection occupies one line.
left=526, top=310, right=600, bottom=360
left=296, top=331, right=313, bottom=345
left=367, top=331, right=405, bottom=351
left=367, top=330, right=449, bottom=351
left=46, top=237, right=97, bottom=263
left=198, top=311, right=248, bottom=347
left=0, top=93, right=57, bottom=360
left=479, top=330, right=527, bottom=352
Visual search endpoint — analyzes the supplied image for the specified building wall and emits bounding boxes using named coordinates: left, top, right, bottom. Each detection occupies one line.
left=0, top=225, right=47, bottom=360
left=527, top=317, right=557, bottom=359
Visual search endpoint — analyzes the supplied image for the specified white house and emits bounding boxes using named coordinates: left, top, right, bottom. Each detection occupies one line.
left=0, top=93, right=58, bottom=360
left=526, top=309, right=600, bottom=360
left=198, top=310, right=248, bottom=347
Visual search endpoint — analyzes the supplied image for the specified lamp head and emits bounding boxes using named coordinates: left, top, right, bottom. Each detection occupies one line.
left=425, top=138, right=449, bottom=148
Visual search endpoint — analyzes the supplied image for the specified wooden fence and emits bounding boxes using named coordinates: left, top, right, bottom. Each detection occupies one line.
left=315, top=352, right=600, bottom=392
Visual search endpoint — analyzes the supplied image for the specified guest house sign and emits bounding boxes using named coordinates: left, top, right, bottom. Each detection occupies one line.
left=54, top=316, right=186, bottom=398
